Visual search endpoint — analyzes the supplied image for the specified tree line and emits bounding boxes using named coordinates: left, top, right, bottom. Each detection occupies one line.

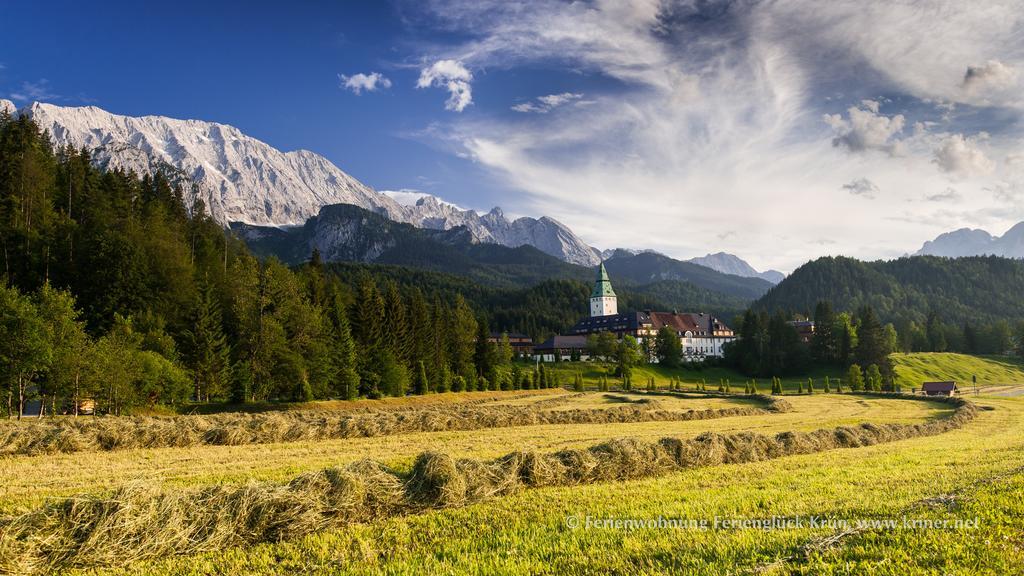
left=0, top=109, right=553, bottom=416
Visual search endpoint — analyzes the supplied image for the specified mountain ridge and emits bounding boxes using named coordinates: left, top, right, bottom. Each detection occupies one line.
left=8, top=99, right=603, bottom=265
left=915, top=222, right=1024, bottom=259
left=686, top=252, right=785, bottom=284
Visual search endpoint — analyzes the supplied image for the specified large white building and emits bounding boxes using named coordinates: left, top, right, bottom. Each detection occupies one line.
left=536, top=262, right=737, bottom=362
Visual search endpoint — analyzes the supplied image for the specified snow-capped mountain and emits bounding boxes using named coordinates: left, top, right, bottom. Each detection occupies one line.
left=915, top=223, right=1024, bottom=259
left=11, top=100, right=601, bottom=265
left=20, top=101, right=402, bottom=227
left=686, top=252, right=785, bottom=284
left=388, top=194, right=602, bottom=265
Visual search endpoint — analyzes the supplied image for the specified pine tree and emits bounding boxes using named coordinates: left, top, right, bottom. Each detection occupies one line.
left=848, top=364, right=864, bottom=391
left=413, top=360, right=429, bottom=395
left=823, top=376, right=831, bottom=393
left=806, top=378, right=814, bottom=395
left=797, top=380, right=804, bottom=394
left=750, top=379, right=759, bottom=394
left=328, top=300, right=360, bottom=400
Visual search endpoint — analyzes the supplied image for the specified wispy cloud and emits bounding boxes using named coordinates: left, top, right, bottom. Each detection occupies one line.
left=842, top=178, right=880, bottom=199
left=925, top=187, right=963, bottom=202
left=403, top=0, right=1024, bottom=271
left=338, top=72, right=392, bottom=95
left=511, top=92, right=584, bottom=113
left=9, top=79, right=59, bottom=103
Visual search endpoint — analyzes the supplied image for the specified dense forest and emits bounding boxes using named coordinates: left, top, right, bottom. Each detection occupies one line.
left=757, top=255, right=1024, bottom=327
left=240, top=204, right=755, bottom=315
left=727, top=298, right=1024, bottom=386
left=0, top=110, right=583, bottom=416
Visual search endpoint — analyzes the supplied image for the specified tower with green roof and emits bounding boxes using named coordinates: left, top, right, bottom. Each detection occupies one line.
left=590, top=262, right=618, bottom=317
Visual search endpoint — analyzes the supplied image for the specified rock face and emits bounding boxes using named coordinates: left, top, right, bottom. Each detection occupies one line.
left=395, top=196, right=602, bottom=266
left=22, top=101, right=403, bottom=226
left=916, top=223, right=1024, bottom=258
left=15, top=100, right=602, bottom=265
left=686, top=252, right=785, bottom=284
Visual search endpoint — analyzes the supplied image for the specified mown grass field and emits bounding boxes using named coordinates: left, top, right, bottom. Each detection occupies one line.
left=0, top=359, right=1021, bottom=575
left=534, top=352, right=1024, bottom=393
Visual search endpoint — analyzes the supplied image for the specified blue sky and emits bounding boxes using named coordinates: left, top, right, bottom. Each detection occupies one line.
left=3, top=1, right=1024, bottom=271
left=0, top=1, right=515, bottom=206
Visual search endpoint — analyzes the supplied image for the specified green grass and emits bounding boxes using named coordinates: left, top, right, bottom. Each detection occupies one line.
left=525, top=360, right=845, bottom=393
left=72, top=394, right=1024, bottom=575
left=525, top=353, right=1024, bottom=394
left=891, top=352, right=1024, bottom=390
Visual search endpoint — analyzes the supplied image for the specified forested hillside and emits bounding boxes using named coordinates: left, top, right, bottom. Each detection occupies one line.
left=756, top=256, right=1024, bottom=325
left=0, top=109, right=751, bottom=416
left=0, top=110, right=558, bottom=415
left=604, top=251, right=772, bottom=300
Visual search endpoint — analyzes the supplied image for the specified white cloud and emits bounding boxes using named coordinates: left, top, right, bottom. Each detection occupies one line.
left=842, top=178, right=879, bottom=199
left=338, top=72, right=392, bottom=94
left=417, top=60, right=473, bottom=112
left=406, top=0, right=1024, bottom=271
left=924, top=187, right=963, bottom=202
left=824, top=104, right=906, bottom=155
left=933, top=134, right=995, bottom=176
left=511, top=92, right=584, bottom=113
left=962, top=60, right=1018, bottom=97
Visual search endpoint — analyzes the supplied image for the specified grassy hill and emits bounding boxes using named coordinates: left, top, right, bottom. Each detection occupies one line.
left=528, top=353, right=1024, bottom=393
left=891, top=353, right=1024, bottom=388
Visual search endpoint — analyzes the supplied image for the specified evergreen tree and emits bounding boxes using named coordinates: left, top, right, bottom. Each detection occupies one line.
left=865, top=364, right=883, bottom=392
left=848, top=364, right=865, bottom=391
left=182, top=277, right=231, bottom=402
left=806, top=378, right=814, bottom=395
left=811, top=301, right=836, bottom=364
left=449, top=295, right=478, bottom=384
left=413, top=360, right=429, bottom=395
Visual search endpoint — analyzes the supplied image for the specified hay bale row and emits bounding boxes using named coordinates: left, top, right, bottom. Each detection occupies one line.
left=0, top=397, right=975, bottom=574
left=0, top=394, right=789, bottom=457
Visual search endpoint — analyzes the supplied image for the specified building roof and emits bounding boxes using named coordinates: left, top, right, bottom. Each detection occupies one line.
left=488, top=331, right=532, bottom=341
left=569, top=311, right=651, bottom=335
left=534, top=334, right=590, bottom=351
left=591, top=262, right=617, bottom=298
left=648, top=311, right=702, bottom=333
left=567, top=310, right=733, bottom=336
left=649, top=311, right=732, bottom=335
left=922, top=381, right=957, bottom=392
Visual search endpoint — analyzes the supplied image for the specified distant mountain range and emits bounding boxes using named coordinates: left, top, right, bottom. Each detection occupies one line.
left=2, top=98, right=777, bottom=279
left=686, top=252, right=785, bottom=284
left=234, top=203, right=774, bottom=300
left=5, top=99, right=601, bottom=265
left=915, top=222, right=1024, bottom=259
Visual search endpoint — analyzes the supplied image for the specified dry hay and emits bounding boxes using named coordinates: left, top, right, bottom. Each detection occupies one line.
left=0, top=394, right=791, bottom=457
left=0, top=396, right=976, bottom=574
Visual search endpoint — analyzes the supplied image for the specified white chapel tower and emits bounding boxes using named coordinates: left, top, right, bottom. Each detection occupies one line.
left=590, top=262, right=618, bottom=317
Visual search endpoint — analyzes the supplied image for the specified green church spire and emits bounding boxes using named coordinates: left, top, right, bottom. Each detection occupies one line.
left=591, top=262, right=616, bottom=298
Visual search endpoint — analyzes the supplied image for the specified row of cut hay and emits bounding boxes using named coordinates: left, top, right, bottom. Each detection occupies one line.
left=0, top=394, right=790, bottom=457
left=0, top=396, right=974, bottom=574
